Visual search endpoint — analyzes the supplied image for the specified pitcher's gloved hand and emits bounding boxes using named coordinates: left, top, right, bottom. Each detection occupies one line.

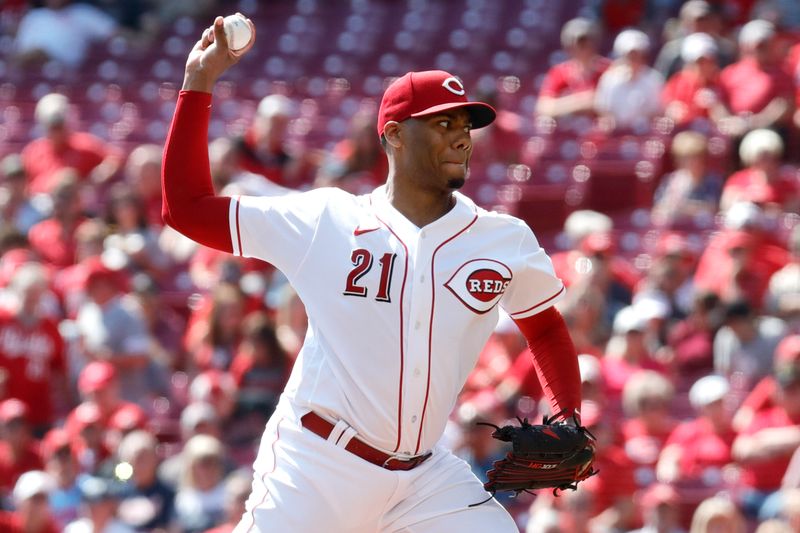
left=480, top=412, right=597, bottom=497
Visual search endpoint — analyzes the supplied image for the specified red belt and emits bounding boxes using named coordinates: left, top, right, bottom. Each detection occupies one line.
left=300, top=412, right=432, bottom=471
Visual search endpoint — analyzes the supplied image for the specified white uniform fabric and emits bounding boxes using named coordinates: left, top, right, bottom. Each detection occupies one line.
left=229, top=185, right=564, bottom=531
left=235, top=397, right=518, bottom=532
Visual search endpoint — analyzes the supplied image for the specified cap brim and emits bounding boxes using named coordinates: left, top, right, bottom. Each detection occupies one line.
left=410, top=101, right=496, bottom=129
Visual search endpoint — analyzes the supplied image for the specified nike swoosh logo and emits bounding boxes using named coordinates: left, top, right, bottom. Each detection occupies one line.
left=354, top=227, right=379, bottom=236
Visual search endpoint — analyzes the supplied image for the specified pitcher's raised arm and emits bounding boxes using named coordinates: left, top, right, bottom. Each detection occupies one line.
left=161, top=15, right=255, bottom=252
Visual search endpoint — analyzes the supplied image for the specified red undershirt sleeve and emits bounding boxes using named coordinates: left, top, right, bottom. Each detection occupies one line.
left=513, top=306, right=581, bottom=419
left=161, top=90, right=233, bottom=253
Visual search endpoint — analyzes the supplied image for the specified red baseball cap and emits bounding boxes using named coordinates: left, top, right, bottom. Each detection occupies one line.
left=579, top=232, right=616, bottom=255
left=640, top=483, right=680, bottom=509
left=41, top=428, right=73, bottom=458
left=82, top=257, right=119, bottom=288
left=377, top=70, right=496, bottom=136
left=70, top=401, right=102, bottom=429
left=108, top=404, right=147, bottom=432
left=78, top=361, right=117, bottom=394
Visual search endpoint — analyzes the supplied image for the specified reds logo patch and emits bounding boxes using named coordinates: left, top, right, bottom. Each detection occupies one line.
left=445, top=259, right=512, bottom=314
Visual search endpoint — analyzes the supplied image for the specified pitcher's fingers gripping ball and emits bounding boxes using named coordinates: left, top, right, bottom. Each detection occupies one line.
left=478, top=412, right=597, bottom=501
left=200, top=13, right=256, bottom=60
left=223, top=13, right=253, bottom=54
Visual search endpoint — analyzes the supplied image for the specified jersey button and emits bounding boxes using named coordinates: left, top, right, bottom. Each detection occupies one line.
left=413, top=368, right=421, bottom=376
left=414, top=321, right=421, bottom=330
left=411, top=416, right=418, bottom=423
left=420, top=231, right=427, bottom=238
left=419, top=275, right=425, bottom=283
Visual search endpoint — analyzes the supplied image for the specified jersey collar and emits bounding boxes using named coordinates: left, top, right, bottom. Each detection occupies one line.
left=370, top=185, right=477, bottom=242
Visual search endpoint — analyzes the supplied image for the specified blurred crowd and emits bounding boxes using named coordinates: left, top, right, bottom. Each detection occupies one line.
left=0, top=0, right=799, bottom=532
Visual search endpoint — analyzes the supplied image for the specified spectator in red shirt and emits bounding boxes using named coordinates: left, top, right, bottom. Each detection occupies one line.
left=185, top=283, right=247, bottom=372
left=0, top=263, right=69, bottom=430
left=732, top=349, right=800, bottom=520
left=620, top=371, right=678, bottom=488
left=75, top=361, right=147, bottom=432
left=535, top=17, right=610, bottom=120
left=51, top=219, right=109, bottom=319
left=0, top=399, right=44, bottom=498
left=552, top=230, right=640, bottom=331
left=662, top=33, right=735, bottom=129
left=64, top=401, right=109, bottom=475
left=124, top=143, right=166, bottom=228
left=27, top=171, right=86, bottom=268
left=786, top=42, right=800, bottom=131
left=554, top=211, right=641, bottom=290
left=233, top=94, right=314, bottom=188
left=656, top=375, right=735, bottom=489
left=21, top=93, right=122, bottom=196
left=601, top=306, right=670, bottom=412
left=720, top=129, right=800, bottom=215
left=719, top=20, right=795, bottom=134
left=765, top=225, right=799, bottom=326
left=631, top=483, right=685, bottom=533
left=104, top=402, right=149, bottom=453
left=0, top=470, right=59, bottom=533
left=664, top=291, right=721, bottom=387
left=574, top=401, right=638, bottom=531
left=695, top=223, right=789, bottom=310
left=732, top=334, right=800, bottom=433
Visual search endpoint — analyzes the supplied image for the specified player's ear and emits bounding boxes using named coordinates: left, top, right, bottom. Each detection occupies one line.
left=382, top=121, right=402, bottom=150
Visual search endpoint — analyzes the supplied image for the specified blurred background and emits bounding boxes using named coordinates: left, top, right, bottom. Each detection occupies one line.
left=0, top=0, right=799, bottom=532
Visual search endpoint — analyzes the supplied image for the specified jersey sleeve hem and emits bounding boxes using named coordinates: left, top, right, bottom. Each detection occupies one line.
left=508, top=284, right=566, bottom=319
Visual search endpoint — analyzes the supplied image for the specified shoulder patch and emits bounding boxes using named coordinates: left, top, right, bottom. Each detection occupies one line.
left=445, top=259, right=512, bottom=314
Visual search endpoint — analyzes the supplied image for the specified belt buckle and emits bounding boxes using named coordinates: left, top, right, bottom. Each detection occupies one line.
left=382, top=451, right=432, bottom=471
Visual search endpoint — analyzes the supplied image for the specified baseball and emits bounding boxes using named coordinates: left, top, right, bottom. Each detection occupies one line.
left=223, top=14, right=252, bottom=52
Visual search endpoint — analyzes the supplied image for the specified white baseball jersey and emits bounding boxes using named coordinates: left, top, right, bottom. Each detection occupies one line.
left=229, top=185, right=564, bottom=457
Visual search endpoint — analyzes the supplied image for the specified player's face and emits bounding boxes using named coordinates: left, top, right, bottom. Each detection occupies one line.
left=405, top=108, right=473, bottom=191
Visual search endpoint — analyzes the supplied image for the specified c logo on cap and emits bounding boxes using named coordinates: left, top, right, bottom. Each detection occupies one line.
left=442, top=77, right=466, bottom=96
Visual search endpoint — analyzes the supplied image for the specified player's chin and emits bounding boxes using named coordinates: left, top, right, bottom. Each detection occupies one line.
left=443, top=167, right=468, bottom=190
left=446, top=177, right=466, bottom=190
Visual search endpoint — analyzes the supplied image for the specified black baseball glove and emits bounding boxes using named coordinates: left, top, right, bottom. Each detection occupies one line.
left=478, top=412, right=597, bottom=498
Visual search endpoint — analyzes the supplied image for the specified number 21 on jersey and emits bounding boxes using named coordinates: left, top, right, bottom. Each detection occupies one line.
left=343, top=249, right=397, bottom=302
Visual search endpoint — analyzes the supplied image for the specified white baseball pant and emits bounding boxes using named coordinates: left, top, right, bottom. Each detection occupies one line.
left=233, top=398, right=518, bottom=533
